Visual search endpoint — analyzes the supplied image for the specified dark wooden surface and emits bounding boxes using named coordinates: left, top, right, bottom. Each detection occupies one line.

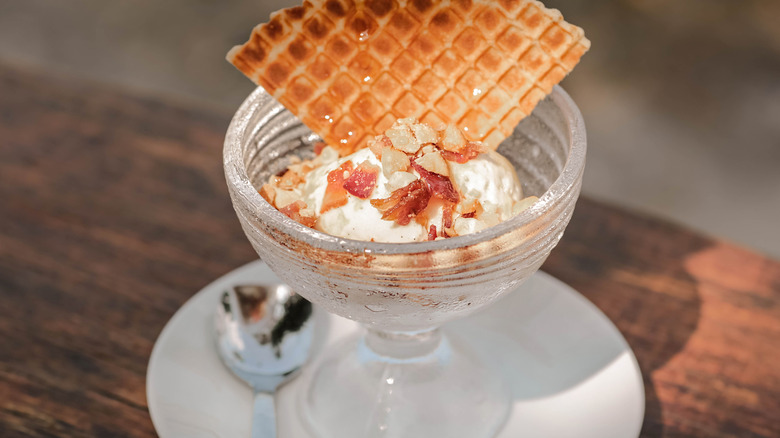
left=1, top=63, right=778, bottom=438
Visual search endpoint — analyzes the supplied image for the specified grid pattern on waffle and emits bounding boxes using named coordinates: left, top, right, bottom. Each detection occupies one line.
left=229, top=0, right=590, bottom=155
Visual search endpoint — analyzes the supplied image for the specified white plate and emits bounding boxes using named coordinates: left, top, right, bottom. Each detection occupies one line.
left=147, top=260, right=645, bottom=438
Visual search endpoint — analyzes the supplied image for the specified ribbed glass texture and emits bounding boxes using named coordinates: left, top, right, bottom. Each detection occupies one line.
left=224, top=86, right=586, bottom=333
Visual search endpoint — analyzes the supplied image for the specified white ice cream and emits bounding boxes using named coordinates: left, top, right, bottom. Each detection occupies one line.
left=299, top=147, right=524, bottom=243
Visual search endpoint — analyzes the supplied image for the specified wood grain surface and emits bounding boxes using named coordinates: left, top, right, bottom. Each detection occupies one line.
left=1, top=64, right=778, bottom=437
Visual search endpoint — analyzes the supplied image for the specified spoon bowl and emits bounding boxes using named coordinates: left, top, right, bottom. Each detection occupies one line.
left=215, top=284, right=314, bottom=436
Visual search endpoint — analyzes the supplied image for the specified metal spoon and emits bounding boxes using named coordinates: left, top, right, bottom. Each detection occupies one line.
left=215, top=284, right=314, bottom=437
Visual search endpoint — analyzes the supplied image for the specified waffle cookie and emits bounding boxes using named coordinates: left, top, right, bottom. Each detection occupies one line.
left=228, top=0, right=589, bottom=155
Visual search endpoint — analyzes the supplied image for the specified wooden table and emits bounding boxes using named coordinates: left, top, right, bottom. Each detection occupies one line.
left=1, top=63, right=778, bottom=438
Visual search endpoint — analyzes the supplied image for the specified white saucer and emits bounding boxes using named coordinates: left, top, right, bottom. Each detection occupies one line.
left=147, top=260, right=645, bottom=438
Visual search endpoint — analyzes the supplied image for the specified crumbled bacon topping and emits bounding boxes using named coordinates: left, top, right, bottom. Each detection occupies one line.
left=427, top=225, right=438, bottom=241
left=440, top=142, right=484, bottom=164
left=411, top=160, right=460, bottom=204
left=321, top=160, right=354, bottom=214
left=279, top=200, right=316, bottom=228
left=260, top=117, right=511, bottom=241
left=370, top=180, right=431, bottom=226
left=343, top=161, right=379, bottom=199
left=441, top=204, right=453, bottom=233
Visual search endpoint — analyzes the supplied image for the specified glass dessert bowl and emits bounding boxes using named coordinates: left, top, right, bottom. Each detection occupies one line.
left=224, top=86, right=586, bottom=438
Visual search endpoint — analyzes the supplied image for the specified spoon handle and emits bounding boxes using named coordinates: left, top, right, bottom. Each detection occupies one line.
left=252, top=391, right=277, bottom=438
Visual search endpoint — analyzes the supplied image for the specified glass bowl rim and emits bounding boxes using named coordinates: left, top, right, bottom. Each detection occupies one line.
left=224, top=85, right=586, bottom=255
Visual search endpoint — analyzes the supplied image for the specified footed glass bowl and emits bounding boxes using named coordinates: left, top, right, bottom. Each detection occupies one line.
left=224, top=86, right=586, bottom=438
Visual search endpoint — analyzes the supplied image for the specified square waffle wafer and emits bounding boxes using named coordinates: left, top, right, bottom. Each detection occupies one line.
left=228, top=0, right=589, bottom=155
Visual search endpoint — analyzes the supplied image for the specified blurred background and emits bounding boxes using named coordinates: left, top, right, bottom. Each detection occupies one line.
left=1, top=0, right=778, bottom=257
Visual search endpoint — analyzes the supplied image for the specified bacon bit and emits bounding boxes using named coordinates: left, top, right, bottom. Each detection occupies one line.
left=461, top=211, right=476, bottom=218
left=279, top=200, right=316, bottom=228
left=440, top=142, right=484, bottom=163
left=427, top=225, right=438, bottom=241
left=411, top=160, right=460, bottom=203
left=343, top=161, right=380, bottom=198
left=370, top=180, right=431, bottom=226
left=441, top=203, right=456, bottom=237
left=442, top=203, right=454, bottom=230
left=313, top=141, right=327, bottom=155
left=321, top=161, right=354, bottom=214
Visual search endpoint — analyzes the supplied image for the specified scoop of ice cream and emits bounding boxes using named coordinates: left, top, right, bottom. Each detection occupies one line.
left=301, top=148, right=425, bottom=242
left=259, top=118, right=537, bottom=243
left=299, top=148, right=522, bottom=242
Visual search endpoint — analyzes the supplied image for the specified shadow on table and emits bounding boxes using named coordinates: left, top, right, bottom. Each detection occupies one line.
left=621, top=245, right=706, bottom=438
left=541, top=201, right=709, bottom=437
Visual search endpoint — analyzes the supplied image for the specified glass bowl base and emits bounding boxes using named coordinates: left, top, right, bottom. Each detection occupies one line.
left=300, top=332, right=511, bottom=438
